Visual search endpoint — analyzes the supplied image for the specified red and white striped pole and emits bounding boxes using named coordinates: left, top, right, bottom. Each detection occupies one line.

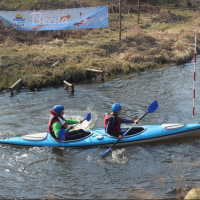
left=193, top=34, right=197, bottom=117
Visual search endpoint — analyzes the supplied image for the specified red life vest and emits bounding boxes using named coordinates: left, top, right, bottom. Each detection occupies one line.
left=104, top=114, right=122, bottom=134
left=48, top=110, right=68, bottom=140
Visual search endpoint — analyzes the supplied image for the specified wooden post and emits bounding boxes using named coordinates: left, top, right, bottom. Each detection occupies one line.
left=9, top=78, right=22, bottom=95
left=87, top=69, right=104, bottom=81
left=101, top=71, right=105, bottom=81
left=87, top=69, right=104, bottom=73
left=138, top=0, right=140, bottom=25
left=119, top=0, right=121, bottom=41
left=51, top=61, right=59, bottom=67
left=63, top=80, right=74, bottom=93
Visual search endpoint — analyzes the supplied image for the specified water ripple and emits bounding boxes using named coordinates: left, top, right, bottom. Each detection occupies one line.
left=0, top=57, right=200, bottom=198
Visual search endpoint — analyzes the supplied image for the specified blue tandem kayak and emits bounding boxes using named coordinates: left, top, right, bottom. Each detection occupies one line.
left=0, top=123, right=200, bottom=147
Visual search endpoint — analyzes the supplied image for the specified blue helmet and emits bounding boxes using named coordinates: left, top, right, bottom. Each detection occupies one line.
left=53, top=105, right=64, bottom=116
left=111, top=103, right=122, bottom=114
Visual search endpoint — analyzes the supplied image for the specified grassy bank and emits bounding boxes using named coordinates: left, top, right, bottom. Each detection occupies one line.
left=0, top=2, right=200, bottom=91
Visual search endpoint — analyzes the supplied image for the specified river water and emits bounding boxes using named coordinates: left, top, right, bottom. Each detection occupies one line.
left=1, top=58, right=200, bottom=199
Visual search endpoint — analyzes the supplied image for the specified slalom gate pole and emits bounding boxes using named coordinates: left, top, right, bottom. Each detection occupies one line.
left=193, top=34, right=197, bottom=117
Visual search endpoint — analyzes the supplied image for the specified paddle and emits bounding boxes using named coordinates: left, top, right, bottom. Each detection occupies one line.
left=59, top=112, right=91, bottom=141
left=101, top=100, right=158, bottom=159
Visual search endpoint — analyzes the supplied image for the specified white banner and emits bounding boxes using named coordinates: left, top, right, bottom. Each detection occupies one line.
left=0, top=6, right=108, bottom=31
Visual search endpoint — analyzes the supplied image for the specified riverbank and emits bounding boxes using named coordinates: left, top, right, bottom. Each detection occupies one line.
left=1, top=5, right=200, bottom=91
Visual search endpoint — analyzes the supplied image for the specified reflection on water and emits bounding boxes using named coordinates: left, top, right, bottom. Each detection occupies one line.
left=0, top=59, right=200, bottom=198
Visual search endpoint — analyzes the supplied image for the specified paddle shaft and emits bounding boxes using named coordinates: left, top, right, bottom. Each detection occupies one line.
left=108, top=111, right=148, bottom=151
left=70, top=112, right=91, bottom=130
left=68, top=118, right=87, bottom=131
left=59, top=112, right=92, bottom=141
left=60, top=118, right=87, bottom=140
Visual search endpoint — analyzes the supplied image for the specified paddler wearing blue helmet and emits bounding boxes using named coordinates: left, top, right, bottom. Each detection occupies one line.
left=48, top=105, right=90, bottom=140
left=104, top=103, right=139, bottom=140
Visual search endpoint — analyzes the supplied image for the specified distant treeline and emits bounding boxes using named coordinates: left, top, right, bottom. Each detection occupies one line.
left=0, top=0, right=197, bottom=12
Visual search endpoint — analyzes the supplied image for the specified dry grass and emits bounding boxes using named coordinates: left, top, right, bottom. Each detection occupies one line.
left=0, top=6, right=200, bottom=90
left=185, top=188, right=200, bottom=199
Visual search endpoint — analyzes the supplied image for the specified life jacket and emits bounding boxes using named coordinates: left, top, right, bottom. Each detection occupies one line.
left=48, top=110, right=68, bottom=140
left=104, top=114, right=121, bottom=134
